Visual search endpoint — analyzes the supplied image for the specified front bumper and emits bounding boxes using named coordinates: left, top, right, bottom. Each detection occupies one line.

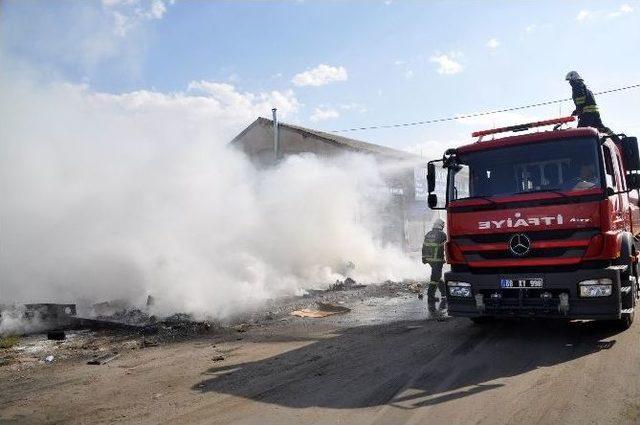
left=445, top=266, right=623, bottom=320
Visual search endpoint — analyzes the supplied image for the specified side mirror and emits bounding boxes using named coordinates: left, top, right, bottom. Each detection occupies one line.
left=627, top=173, right=640, bottom=190
left=427, top=163, right=436, bottom=193
left=620, top=137, right=640, bottom=172
left=428, top=193, right=438, bottom=209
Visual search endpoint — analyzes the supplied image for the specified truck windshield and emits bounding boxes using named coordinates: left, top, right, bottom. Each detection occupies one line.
left=448, top=137, right=602, bottom=201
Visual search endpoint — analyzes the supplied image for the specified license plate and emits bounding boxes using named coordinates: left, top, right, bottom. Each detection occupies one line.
left=500, top=278, right=543, bottom=288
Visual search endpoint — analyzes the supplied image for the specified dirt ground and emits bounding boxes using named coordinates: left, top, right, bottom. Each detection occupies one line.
left=1, top=288, right=639, bottom=425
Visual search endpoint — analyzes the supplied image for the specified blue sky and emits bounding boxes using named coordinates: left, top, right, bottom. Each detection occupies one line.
left=2, top=0, right=640, bottom=153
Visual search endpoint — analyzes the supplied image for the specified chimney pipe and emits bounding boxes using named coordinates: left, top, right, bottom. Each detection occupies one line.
left=272, top=108, right=279, bottom=163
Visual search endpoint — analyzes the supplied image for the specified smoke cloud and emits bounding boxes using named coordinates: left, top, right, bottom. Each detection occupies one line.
left=0, top=66, right=424, bottom=319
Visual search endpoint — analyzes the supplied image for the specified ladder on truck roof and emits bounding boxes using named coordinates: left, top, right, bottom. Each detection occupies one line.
left=472, top=116, right=576, bottom=141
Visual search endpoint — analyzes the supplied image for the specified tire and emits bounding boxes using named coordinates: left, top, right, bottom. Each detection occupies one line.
left=618, top=310, right=634, bottom=330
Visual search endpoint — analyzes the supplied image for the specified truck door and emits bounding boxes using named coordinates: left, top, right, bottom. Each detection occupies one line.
left=614, top=144, right=639, bottom=234
left=603, top=143, right=626, bottom=231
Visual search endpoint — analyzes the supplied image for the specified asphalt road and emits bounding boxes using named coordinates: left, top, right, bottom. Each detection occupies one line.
left=2, top=296, right=639, bottom=425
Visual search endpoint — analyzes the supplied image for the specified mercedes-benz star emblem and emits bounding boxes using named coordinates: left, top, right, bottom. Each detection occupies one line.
left=508, top=234, right=531, bottom=257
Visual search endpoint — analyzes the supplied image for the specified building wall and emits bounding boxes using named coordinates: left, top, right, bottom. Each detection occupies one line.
left=231, top=120, right=430, bottom=252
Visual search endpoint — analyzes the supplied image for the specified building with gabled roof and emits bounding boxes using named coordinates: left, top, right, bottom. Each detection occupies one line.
left=230, top=117, right=417, bottom=166
left=229, top=117, right=433, bottom=252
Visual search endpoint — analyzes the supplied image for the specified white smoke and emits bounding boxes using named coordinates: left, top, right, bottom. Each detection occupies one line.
left=0, top=67, right=424, bottom=319
left=0, top=306, right=50, bottom=336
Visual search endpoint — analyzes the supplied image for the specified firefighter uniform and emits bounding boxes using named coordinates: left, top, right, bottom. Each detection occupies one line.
left=566, top=71, right=606, bottom=131
left=422, top=220, right=447, bottom=313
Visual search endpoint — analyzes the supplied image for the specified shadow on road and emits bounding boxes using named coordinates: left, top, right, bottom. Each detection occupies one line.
left=192, top=318, right=623, bottom=409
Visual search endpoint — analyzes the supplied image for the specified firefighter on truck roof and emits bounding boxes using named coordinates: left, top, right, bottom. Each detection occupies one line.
left=422, top=218, right=447, bottom=316
left=565, top=71, right=609, bottom=133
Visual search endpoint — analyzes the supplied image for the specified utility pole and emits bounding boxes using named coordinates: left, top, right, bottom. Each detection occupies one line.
left=272, top=108, right=279, bottom=163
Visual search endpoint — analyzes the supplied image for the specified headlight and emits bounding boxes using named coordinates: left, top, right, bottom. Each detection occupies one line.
left=447, top=281, right=472, bottom=297
left=578, top=278, right=612, bottom=297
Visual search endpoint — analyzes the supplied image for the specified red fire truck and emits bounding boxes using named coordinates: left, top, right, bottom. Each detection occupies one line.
left=427, top=116, right=640, bottom=329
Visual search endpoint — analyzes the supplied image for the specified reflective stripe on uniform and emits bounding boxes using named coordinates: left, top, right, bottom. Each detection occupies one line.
left=574, top=96, right=586, bottom=105
left=422, top=242, right=444, bottom=262
left=582, top=105, right=599, bottom=113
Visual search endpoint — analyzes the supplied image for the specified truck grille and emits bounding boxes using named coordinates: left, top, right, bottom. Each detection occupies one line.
left=454, top=229, right=597, bottom=245
left=466, top=248, right=584, bottom=261
left=452, top=229, right=598, bottom=267
left=477, top=288, right=566, bottom=315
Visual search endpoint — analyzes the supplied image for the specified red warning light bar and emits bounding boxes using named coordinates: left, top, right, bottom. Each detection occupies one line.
left=472, top=116, right=576, bottom=138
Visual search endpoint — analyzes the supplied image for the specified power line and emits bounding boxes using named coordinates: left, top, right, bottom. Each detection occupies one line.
left=331, top=83, right=640, bottom=133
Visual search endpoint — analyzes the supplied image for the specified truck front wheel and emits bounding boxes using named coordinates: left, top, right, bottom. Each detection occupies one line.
left=618, top=310, right=634, bottom=330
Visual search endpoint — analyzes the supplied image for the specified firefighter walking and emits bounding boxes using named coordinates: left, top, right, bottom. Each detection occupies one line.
left=422, top=218, right=447, bottom=315
left=565, top=71, right=608, bottom=132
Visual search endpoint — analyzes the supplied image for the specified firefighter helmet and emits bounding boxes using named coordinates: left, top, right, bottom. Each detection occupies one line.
left=565, top=71, right=583, bottom=81
left=433, top=218, right=445, bottom=230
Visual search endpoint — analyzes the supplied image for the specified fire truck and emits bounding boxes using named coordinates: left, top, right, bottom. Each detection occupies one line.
left=426, top=116, right=640, bottom=329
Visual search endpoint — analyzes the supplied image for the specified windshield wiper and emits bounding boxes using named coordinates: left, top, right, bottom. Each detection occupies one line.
left=514, top=188, right=571, bottom=199
left=460, top=195, right=498, bottom=206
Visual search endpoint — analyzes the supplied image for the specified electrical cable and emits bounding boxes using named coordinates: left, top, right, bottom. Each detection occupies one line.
left=331, top=83, right=640, bottom=133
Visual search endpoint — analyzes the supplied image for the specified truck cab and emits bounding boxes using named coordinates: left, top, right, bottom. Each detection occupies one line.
left=427, top=117, right=640, bottom=329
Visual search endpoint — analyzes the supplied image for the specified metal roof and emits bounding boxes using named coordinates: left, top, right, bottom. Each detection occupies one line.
left=231, top=117, right=418, bottom=161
